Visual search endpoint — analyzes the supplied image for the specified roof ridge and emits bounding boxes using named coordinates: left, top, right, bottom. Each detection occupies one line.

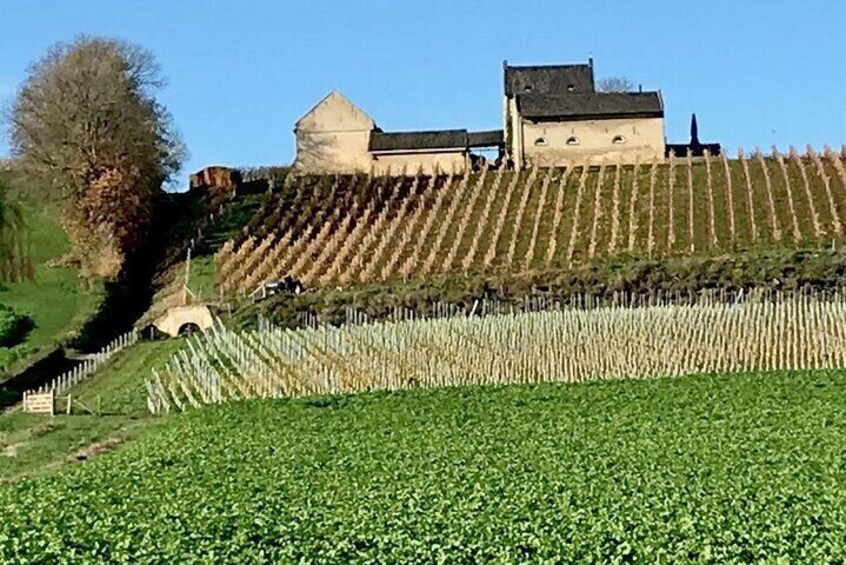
left=505, top=62, right=591, bottom=70
left=518, top=91, right=661, bottom=98
left=374, top=128, right=467, bottom=136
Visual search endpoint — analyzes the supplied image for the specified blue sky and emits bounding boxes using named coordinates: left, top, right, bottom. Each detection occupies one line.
left=1, top=1, right=844, bottom=186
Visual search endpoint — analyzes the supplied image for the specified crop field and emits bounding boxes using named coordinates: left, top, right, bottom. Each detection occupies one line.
left=3, top=371, right=846, bottom=562
left=149, top=290, right=846, bottom=412
left=216, top=146, right=846, bottom=293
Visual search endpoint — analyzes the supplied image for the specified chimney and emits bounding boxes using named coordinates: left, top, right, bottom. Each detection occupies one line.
left=588, top=56, right=594, bottom=69
left=639, top=84, right=643, bottom=93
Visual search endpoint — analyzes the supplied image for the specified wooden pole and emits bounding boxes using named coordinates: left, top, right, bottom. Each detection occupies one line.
left=183, top=247, right=192, bottom=306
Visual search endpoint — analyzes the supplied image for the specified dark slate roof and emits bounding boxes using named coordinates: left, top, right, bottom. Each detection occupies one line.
left=369, top=129, right=468, bottom=152
left=467, top=129, right=504, bottom=147
left=517, top=92, right=664, bottom=120
left=504, top=63, right=595, bottom=97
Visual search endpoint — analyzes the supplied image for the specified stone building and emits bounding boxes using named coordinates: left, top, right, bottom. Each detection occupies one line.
left=293, top=91, right=375, bottom=174
left=293, top=91, right=502, bottom=175
left=292, top=59, right=675, bottom=174
left=503, top=60, right=666, bottom=167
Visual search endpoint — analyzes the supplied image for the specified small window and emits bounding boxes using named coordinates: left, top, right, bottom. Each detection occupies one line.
left=567, top=84, right=575, bottom=92
left=613, top=135, right=627, bottom=144
left=523, top=84, right=533, bottom=92
left=566, top=136, right=580, bottom=146
left=534, top=137, right=548, bottom=146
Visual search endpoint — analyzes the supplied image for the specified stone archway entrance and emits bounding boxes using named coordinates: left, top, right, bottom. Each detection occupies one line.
left=152, top=305, right=215, bottom=337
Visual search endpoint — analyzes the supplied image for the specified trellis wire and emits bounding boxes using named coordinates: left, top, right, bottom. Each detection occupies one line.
left=148, top=289, right=846, bottom=414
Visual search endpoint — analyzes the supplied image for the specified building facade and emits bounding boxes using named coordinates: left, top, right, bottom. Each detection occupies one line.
left=293, top=91, right=502, bottom=175
left=293, top=60, right=674, bottom=174
left=293, top=91, right=376, bottom=174
left=504, top=60, right=666, bottom=168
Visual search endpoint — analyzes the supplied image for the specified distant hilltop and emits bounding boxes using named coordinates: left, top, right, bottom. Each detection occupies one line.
left=292, top=59, right=720, bottom=175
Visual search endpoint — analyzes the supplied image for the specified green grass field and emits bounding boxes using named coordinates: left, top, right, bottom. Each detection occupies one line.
left=2, top=370, right=845, bottom=562
left=0, top=340, right=179, bottom=480
left=0, top=182, right=103, bottom=373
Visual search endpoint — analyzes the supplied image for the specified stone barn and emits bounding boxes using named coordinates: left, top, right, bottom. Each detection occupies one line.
left=293, top=91, right=502, bottom=175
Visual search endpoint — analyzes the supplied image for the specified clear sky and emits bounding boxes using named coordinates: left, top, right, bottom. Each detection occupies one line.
left=1, top=0, right=844, bottom=186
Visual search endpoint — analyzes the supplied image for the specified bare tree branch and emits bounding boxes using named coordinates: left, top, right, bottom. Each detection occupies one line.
left=596, top=76, right=636, bottom=93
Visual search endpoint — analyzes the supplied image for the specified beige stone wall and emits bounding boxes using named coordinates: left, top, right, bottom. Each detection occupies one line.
left=371, top=151, right=467, bottom=176
left=506, top=97, right=524, bottom=169
left=153, top=305, right=215, bottom=337
left=293, top=91, right=375, bottom=174
left=295, top=130, right=373, bottom=174
left=521, top=117, right=665, bottom=166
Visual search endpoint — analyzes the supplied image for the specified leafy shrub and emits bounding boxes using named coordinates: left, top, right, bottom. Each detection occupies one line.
left=0, top=303, right=33, bottom=348
left=0, top=343, right=34, bottom=373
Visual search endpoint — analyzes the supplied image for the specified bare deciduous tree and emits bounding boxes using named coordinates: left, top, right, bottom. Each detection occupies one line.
left=7, top=35, right=186, bottom=279
left=596, top=76, right=636, bottom=93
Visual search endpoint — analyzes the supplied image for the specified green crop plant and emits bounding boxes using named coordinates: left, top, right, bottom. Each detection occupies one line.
left=5, top=370, right=846, bottom=562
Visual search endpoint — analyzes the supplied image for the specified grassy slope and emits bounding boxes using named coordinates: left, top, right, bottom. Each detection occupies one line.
left=1, top=370, right=845, bottom=561
left=0, top=180, right=102, bottom=372
left=0, top=340, right=178, bottom=480
left=139, top=189, right=264, bottom=325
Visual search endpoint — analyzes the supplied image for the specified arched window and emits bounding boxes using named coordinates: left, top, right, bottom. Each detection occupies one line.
left=612, top=135, right=626, bottom=144
left=523, top=84, right=533, bottom=93
left=567, top=84, right=576, bottom=92
left=566, top=136, right=580, bottom=146
left=534, top=137, right=548, bottom=146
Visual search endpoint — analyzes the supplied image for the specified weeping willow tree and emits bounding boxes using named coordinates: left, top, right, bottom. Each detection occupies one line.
left=0, top=175, right=32, bottom=284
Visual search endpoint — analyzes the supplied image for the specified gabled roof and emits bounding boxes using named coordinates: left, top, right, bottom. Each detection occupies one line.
left=294, top=90, right=376, bottom=131
left=517, top=91, right=664, bottom=120
left=504, top=62, right=595, bottom=97
left=369, top=129, right=468, bottom=152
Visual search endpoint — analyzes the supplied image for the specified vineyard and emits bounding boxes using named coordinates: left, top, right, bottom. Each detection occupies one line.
left=148, top=289, right=846, bottom=413
left=216, top=145, right=846, bottom=294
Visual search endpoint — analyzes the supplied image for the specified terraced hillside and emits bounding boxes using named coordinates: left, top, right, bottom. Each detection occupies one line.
left=217, top=146, right=846, bottom=294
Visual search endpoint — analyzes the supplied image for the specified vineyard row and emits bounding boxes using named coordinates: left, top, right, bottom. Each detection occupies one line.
left=217, top=145, right=846, bottom=292
left=148, top=289, right=846, bottom=413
